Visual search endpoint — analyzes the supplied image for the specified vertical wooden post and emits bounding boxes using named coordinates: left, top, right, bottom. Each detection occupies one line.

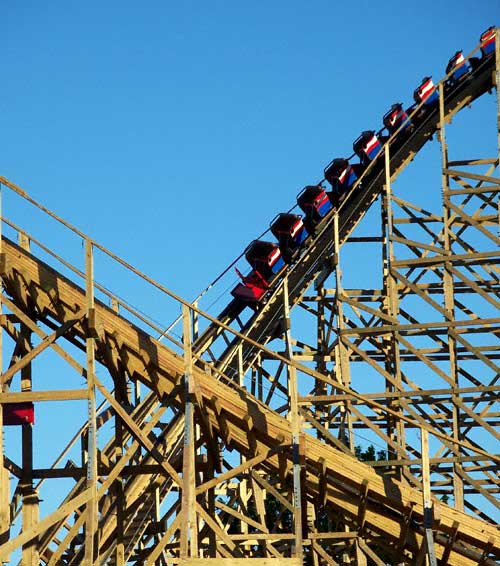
left=382, top=143, right=405, bottom=473
left=257, top=353, right=263, bottom=402
left=20, top=340, right=38, bottom=565
left=333, top=212, right=353, bottom=564
left=0, top=418, right=7, bottom=559
left=180, top=304, right=198, bottom=558
left=84, top=238, right=98, bottom=565
left=110, top=284, right=126, bottom=557
left=237, top=343, right=244, bottom=388
left=438, top=82, right=463, bottom=511
left=333, top=213, right=353, bottom=450
left=282, top=277, right=304, bottom=560
left=314, top=275, right=327, bottom=416
left=114, top=397, right=125, bottom=566
left=236, top=342, right=249, bottom=547
left=18, top=235, right=39, bottom=565
left=421, top=429, right=437, bottom=566
left=192, top=300, right=199, bottom=341
left=0, top=184, right=10, bottom=562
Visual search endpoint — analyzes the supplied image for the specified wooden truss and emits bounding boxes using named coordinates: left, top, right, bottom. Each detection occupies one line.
left=0, top=30, right=499, bottom=566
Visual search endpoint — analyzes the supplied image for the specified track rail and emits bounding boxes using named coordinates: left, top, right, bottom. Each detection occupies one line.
left=0, top=235, right=499, bottom=564
left=194, top=51, right=497, bottom=375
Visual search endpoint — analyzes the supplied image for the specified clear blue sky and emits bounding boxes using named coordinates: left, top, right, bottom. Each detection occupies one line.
left=2, top=2, right=499, bottom=544
left=2, top=1, right=497, bottom=304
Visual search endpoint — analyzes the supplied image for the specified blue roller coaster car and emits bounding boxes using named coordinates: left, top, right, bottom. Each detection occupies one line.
left=231, top=240, right=287, bottom=303
left=230, top=25, right=497, bottom=309
left=445, top=51, right=470, bottom=88
left=297, top=185, right=334, bottom=227
left=270, top=212, right=309, bottom=262
left=245, top=240, right=286, bottom=281
left=383, top=103, right=412, bottom=139
left=480, top=26, right=496, bottom=57
left=353, top=131, right=383, bottom=166
left=469, top=26, right=496, bottom=71
left=324, top=158, right=362, bottom=204
left=413, top=76, right=439, bottom=107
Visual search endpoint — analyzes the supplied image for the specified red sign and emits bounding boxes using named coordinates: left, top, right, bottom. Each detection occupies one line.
left=3, top=402, right=35, bottom=425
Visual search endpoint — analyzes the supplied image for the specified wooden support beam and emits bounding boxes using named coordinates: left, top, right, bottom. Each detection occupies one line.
left=0, top=389, right=88, bottom=403
left=178, top=560, right=301, bottom=566
left=357, top=479, right=369, bottom=533
left=283, top=276, right=304, bottom=560
left=421, top=428, right=437, bottom=566
left=312, top=540, right=341, bottom=565
left=357, top=539, right=388, bottom=566
left=195, top=445, right=285, bottom=496
left=94, top=376, right=182, bottom=486
left=84, top=238, right=98, bottom=566
left=0, top=488, right=92, bottom=561
left=0, top=309, right=85, bottom=386
left=0, top=294, right=86, bottom=378
left=0, top=199, right=9, bottom=557
left=0, top=216, right=499, bottom=564
left=180, top=304, right=198, bottom=559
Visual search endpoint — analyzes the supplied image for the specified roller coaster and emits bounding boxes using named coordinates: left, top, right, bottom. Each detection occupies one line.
left=0, top=26, right=499, bottom=566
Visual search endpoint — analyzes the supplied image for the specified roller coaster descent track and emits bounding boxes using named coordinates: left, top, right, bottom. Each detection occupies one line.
left=0, top=28, right=499, bottom=566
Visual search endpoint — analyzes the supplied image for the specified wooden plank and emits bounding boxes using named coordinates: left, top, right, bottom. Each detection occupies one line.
left=445, top=198, right=500, bottom=246
left=357, top=539, right=389, bottom=566
left=421, top=429, right=437, bottom=565
left=179, top=560, right=301, bottom=566
left=84, top=238, right=98, bottom=565
left=447, top=158, right=498, bottom=166
left=391, top=250, right=499, bottom=268
left=0, top=389, right=88, bottom=402
left=445, top=185, right=500, bottom=195
left=180, top=304, right=198, bottom=559
left=443, top=168, right=500, bottom=185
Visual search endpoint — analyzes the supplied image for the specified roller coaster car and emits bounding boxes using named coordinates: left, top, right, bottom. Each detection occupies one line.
left=353, top=131, right=383, bottom=166
left=297, top=185, right=334, bottom=228
left=231, top=241, right=287, bottom=303
left=245, top=240, right=286, bottom=281
left=445, top=51, right=470, bottom=88
left=270, top=213, right=309, bottom=263
left=383, top=103, right=413, bottom=139
left=480, top=26, right=496, bottom=57
left=413, top=76, right=439, bottom=107
left=231, top=269, right=269, bottom=302
left=469, top=27, right=496, bottom=71
left=324, top=158, right=362, bottom=204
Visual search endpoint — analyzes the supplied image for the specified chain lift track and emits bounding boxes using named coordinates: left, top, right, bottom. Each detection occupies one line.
left=194, top=39, right=497, bottom=376
left=0, top=28, right=499, bottom=566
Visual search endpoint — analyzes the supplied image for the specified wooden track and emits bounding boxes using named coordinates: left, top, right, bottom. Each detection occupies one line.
left=1, top=235, right=499, bottom=564
left=1, top=33, right=499, bottom=566
left=195, top=53, right=498, bottom=375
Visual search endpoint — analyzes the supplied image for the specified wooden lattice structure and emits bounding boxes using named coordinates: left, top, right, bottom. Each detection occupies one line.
left=0, top=29, right=499, bottom=566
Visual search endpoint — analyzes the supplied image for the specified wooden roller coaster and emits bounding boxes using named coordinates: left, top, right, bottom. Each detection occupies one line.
left=0, top=28, right=499, bottom=566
